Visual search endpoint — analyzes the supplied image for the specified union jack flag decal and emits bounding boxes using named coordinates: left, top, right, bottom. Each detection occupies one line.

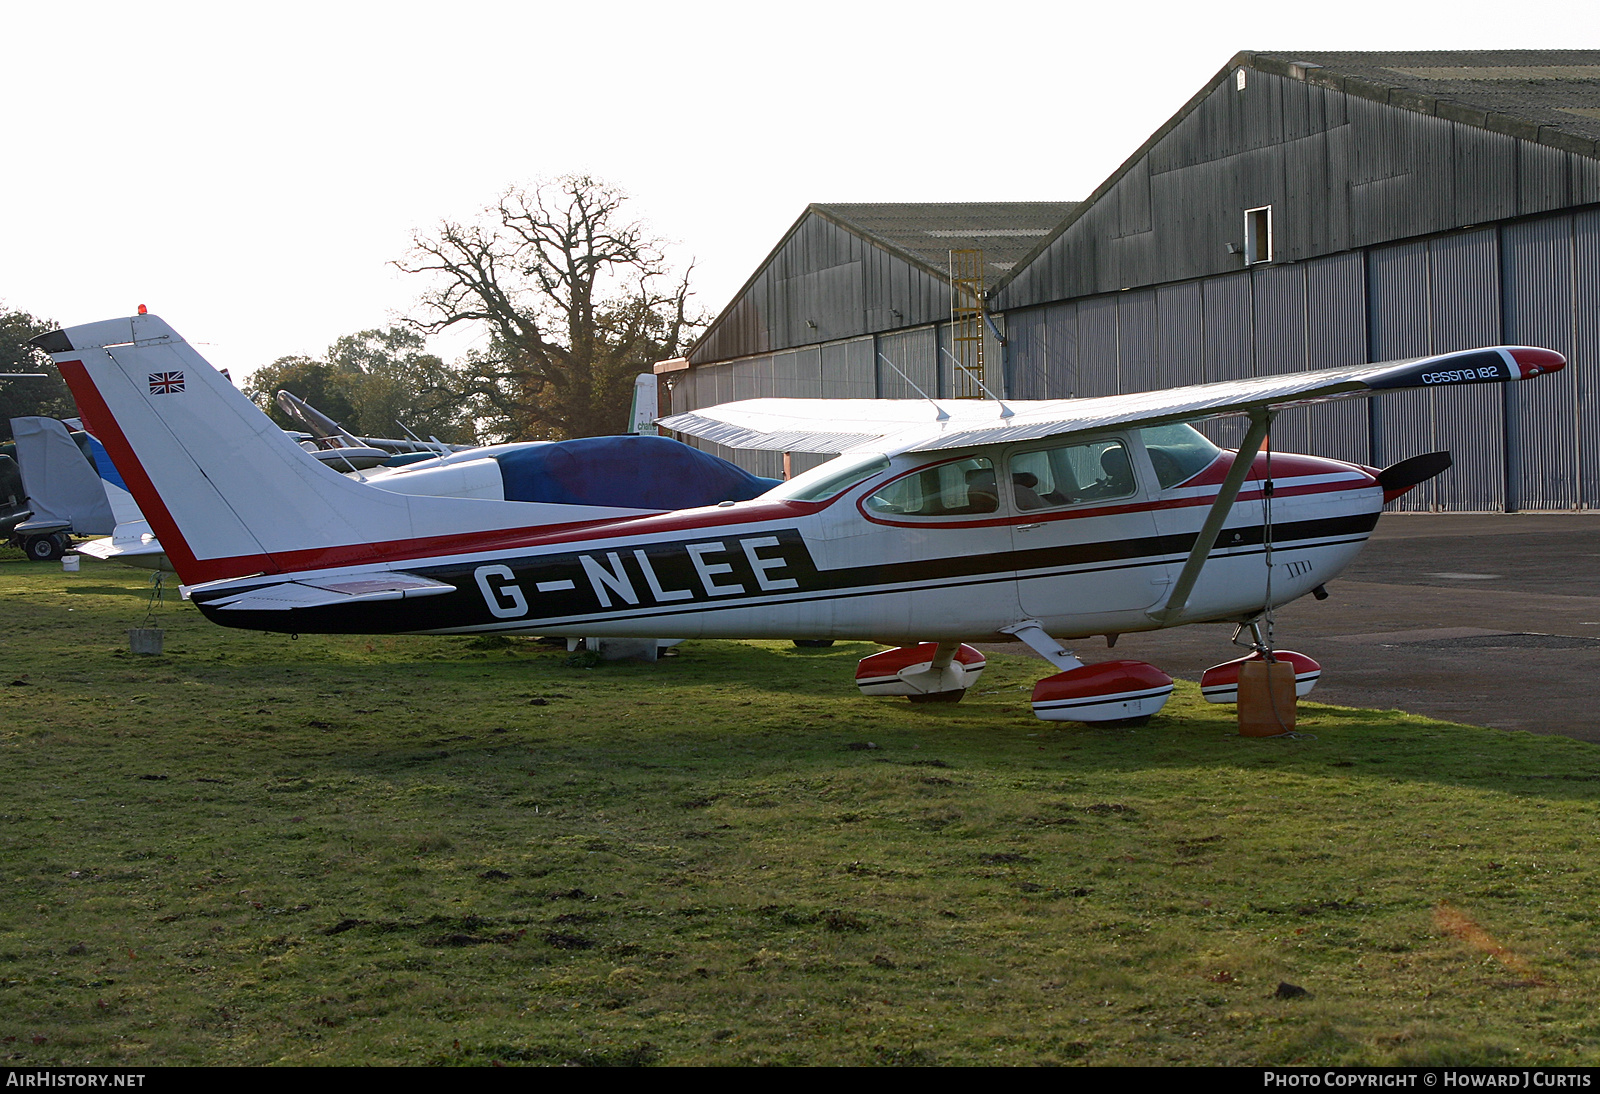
left=148, top=371, right=185, bottom=395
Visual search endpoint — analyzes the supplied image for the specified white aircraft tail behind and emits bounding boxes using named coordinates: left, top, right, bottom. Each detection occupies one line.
left=35, top=314, right=631, bottom=586
left=9, top=416, right=115, bottom=535
left=629, top=373, right=658, bottom=435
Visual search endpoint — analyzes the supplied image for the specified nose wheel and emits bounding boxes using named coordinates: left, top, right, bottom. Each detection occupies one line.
left=1196, top=622, right=1317, bottom=737
left=1200, top=650, right=1321, bottom=703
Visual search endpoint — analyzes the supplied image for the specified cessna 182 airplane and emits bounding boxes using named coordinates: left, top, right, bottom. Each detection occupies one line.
left=33, top=312, right=1565, bottom=723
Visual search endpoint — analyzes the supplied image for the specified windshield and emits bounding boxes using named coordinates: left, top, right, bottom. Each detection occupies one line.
left=763, top=452, right=891, bottom=503
left=1139, top=423, right=1222, bottom=488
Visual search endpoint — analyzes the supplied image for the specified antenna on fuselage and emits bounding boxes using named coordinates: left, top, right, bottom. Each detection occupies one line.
left=876, top=352, right=949, bottom=422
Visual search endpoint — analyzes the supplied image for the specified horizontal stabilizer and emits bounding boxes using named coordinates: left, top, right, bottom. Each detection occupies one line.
left=205, top=573, right=456, bottom=612
left=14, top=518, right=72, bottom=534
left=75, top=537, right=167, bottom=562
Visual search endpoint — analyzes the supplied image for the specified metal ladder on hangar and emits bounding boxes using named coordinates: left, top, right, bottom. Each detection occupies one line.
left=948, top=249, right=989, bottom=399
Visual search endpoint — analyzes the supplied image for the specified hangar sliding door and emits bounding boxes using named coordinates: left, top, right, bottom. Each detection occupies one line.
left=1574, top=209, right=1600, bottom=509
left=1502, top=215, right=1579, bottom=511
left=1428, top=229, right=1506, bottom=512
left=1367, top=241, right=1436, bottom=511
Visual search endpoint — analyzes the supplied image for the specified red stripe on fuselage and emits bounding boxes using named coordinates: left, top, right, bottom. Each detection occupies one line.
left=194, top=500, right=830, bottom=582
left=1174, top=449, right=1367, bottom=487
left=248, top=461, right=1372, bottom=580
left=55, top=357, right=216, bottom=581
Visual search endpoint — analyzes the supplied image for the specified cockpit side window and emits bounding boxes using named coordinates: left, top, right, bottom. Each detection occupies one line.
left=1009, top=439, right=1137, bottom=510
left=863, top=457, right=999, bottom=517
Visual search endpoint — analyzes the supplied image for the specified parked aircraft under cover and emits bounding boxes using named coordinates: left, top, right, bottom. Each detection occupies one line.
left=34, top=313, right=1564, bottom=722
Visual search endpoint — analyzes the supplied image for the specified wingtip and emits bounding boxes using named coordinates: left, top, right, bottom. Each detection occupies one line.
left=1507, top=347, right=1566, bottom=377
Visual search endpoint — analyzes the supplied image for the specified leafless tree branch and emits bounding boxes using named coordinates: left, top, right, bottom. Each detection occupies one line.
left=397, top=175, right=701, bottom=440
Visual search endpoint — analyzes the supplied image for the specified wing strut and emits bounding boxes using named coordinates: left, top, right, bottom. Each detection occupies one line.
left=1149, top=409, right=1274, bottom=625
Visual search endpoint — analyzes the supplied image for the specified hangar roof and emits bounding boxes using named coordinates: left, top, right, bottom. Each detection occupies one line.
left=1251, top=49, right=1600, bottom=146
left=809, top=202, right=1079, bottom=278
left=684, top=201, right=1083, bottom=364
left=686, top=50, right=1600, bottom=364
left=988, top=48, right=1600, bottom=304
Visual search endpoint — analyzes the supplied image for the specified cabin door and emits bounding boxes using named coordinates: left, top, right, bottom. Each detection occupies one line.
left=1006, top=436, right=1170, bottom=621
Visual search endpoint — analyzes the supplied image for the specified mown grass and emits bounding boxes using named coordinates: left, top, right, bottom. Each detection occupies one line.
left=3, top=553, right=1600, bottom=1066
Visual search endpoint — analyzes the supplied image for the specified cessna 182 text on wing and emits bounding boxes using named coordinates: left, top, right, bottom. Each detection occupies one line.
left=34, top=313, right=1565, bottom=723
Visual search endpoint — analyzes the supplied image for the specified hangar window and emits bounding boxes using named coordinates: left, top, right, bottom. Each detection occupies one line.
left=1244, top=205, right=1272, bottom=265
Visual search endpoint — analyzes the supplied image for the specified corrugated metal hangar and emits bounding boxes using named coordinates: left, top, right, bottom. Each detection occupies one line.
left=663, top=50, right=1600, bottom=511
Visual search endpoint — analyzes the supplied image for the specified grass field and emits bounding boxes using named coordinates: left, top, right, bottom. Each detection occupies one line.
left=3, top=553, right=1600, bottom=1066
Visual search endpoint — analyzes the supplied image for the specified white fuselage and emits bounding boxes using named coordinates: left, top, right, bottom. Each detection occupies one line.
left=188, top=430, right=1381, bottom=643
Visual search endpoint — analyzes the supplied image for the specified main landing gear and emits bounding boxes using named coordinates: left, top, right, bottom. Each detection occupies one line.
left=852, top=620, right=1323, bottom=723
left=1003, top=621, right=1174, bottom=724
left=852, top=623, right=1176, bottom=723
left=22, top=533, right=71, bottom=562
left=854, top=641, right=988, bottom=703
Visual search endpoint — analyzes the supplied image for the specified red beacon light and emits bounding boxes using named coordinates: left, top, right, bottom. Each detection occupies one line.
left=136, top=304, right=148, bottom=315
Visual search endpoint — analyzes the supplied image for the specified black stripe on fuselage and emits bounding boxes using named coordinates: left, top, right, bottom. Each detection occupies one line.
left=193, top=511, right=1380, bottom=634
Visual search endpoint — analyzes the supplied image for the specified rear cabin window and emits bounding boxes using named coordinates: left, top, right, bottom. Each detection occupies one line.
left=1009, top=439, right=1137, bottom=510
left=864, top=457, right=998, bottom=517
left=1138, top=424, right=1222, bottom=489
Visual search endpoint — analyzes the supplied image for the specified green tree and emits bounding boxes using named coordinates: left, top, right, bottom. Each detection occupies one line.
left=245, top=355, right=360, bottom=432
left=325, top=328, right=474, bottom=442
left=0, top=306, right=70, bottom=443
left=244, top=327, right=476, bottom=444
left=398, top=175, right=700, bottom=442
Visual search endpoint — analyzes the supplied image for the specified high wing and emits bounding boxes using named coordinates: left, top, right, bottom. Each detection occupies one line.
left=659, top=346, right=1565, bottom=454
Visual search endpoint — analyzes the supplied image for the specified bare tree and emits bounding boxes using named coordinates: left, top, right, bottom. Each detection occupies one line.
left=399, top=176, right=699, bottom=441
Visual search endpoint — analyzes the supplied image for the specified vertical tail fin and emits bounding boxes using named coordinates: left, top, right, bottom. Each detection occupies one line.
left=33, top=314, right=564, bottom=585
left=629, top=373, right=658, bottom=435
left=9, top=416, right=115, bottom=535
left=77, top=430, right=149, bottom=531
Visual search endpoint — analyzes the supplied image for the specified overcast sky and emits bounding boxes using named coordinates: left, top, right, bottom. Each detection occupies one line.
left=2, top=0, right=1593, bottom=381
